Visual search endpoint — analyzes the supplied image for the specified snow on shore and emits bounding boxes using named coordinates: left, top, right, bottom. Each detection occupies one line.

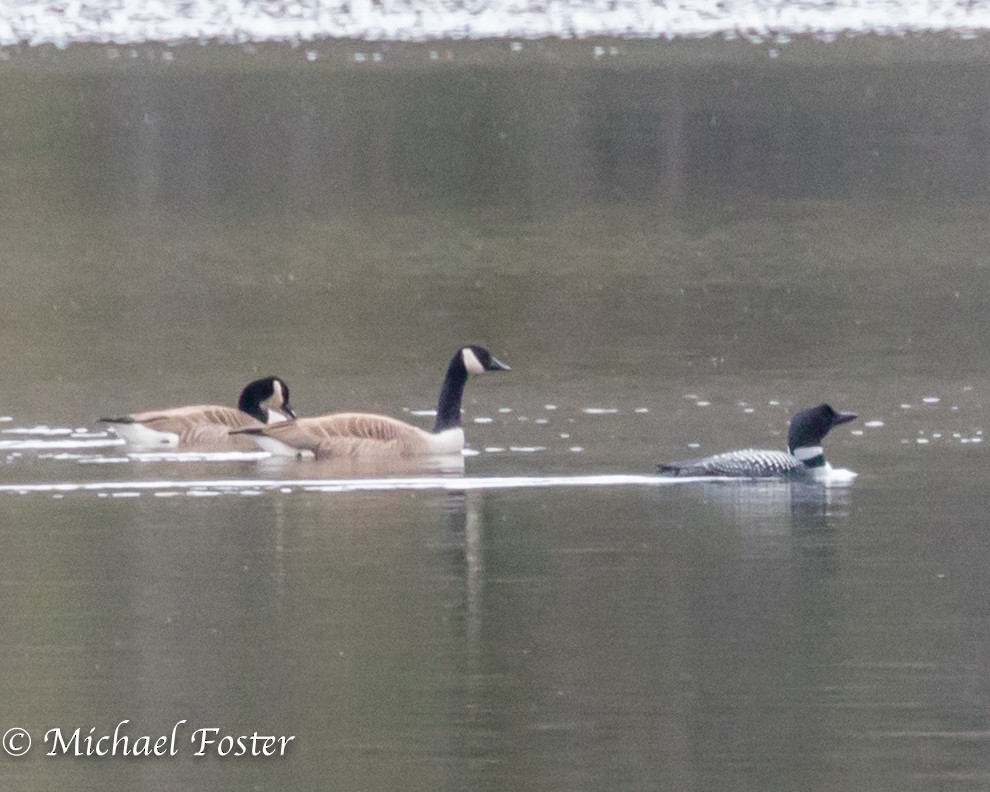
left=0, top=0, right=987, bottom=47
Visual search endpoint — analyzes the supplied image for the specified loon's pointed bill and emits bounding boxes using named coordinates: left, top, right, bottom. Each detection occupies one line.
left=656, top=403, right=857, bottom=481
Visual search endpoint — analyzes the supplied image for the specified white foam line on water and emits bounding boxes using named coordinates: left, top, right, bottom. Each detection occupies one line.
left=0, top=439, right=124, bottom=450
left=0, top=467, right=861, bottom=495
left=127, top=451, right=269, bottom=462
left=2, top=426, right=75, bottom=436
left=0, top=473, right=710, bottom=495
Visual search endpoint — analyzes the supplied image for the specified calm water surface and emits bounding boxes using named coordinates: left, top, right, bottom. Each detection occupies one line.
left=2, top=36, right=990, bottom=790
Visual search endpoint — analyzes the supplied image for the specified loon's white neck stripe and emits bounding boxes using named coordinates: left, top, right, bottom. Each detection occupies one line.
left=793, top=445, right=824, bottom=462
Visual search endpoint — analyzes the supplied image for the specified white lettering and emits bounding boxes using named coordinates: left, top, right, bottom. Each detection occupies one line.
left=44, top=722, right=293, bottom=758
left=169, top=720, right=186, bottom=756
left=191, top=727, right=219, bottom=756
left=191, top=728, right=295, bottom=757
left=112, top=719, right=130, bottom=755
left=45, top=727, right=82, bottom=756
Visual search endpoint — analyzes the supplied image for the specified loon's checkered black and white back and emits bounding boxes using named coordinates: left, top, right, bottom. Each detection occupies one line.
left=657, top=448, right=807, bottom=478
left=656, top=403, right=857, bottom=479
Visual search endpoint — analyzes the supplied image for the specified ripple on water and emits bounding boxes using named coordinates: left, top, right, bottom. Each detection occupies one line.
left=0, top=473, right=838, bottom=499
left=4, top=387, right=985, bottom=498
left=127, top=451, right=269, bottom=463
left=1, top=425, right=123, bottom=452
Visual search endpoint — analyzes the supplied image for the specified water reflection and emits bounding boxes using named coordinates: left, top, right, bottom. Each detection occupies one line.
left=256, top=452, right=467, bottom=478
left=444, top=490, right=486, bottom=653
left=34, top=48, right=990, bottom=217
left=678, top=479, right=853, bottom=536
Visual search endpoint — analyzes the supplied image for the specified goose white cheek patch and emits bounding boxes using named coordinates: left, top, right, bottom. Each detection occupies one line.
left=261, top=380, right=289, bottom=419
left=462, top=348, right=485, bottom=375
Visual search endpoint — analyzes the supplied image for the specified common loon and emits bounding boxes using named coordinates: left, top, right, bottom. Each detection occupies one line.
left=656, top=403, right=857, bottom=479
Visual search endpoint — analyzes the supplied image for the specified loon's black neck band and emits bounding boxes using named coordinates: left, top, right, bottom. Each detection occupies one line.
left=433, top=354, right=468, bottom=433
left=801, top=454, right=826, bottom=469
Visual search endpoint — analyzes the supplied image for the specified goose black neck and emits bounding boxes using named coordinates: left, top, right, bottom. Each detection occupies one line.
left=240, top=403, right=267, bottom=423
left=433, top=354, right=468, bottom=433
left=238, top=393, right=267, bottom=424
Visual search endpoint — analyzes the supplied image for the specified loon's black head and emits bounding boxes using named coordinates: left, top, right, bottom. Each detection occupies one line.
left=238, top=376, right=296, bottom=423
left=787, top=403, right=857, bottom=462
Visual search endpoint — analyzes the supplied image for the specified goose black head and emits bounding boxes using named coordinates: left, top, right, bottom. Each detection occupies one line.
left=238, top=376, right=296, bottom=423
left=432, top=346, right=510, bottom=433
left=460, top=345, right=511, bottom=375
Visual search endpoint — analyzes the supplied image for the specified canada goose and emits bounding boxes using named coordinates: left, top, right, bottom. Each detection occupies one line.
left=101, top=376, right=296, bottom=448
left=233, top=346, right=509, bottom=459
left=656, top=403, right=857, bottom=480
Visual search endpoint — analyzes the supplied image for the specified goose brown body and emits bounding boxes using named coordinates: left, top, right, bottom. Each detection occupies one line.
left=108, top=406, right=268, bottom=448
left=245, top=413, right=463, bottom=458
left=234, top=346, right=508, bottom=460
left=101, top=376, right=295, bottom=449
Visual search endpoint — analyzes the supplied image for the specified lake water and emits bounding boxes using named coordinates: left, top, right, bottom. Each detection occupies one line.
left=3, top=35, right=990, bottom=791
